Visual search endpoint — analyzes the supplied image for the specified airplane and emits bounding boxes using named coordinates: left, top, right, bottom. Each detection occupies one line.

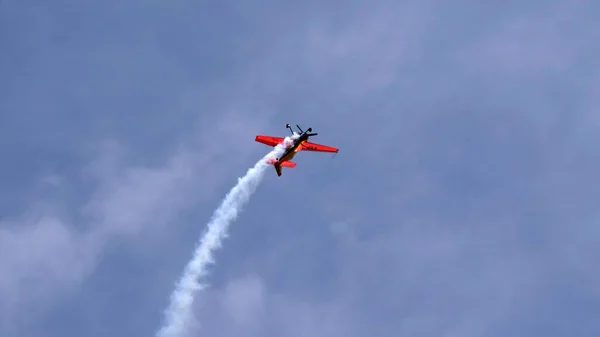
left=255, top=124, right=339, bottom=176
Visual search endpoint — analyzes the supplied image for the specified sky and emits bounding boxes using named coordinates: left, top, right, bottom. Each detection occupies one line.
left=1, top=0, right=600, bottom=336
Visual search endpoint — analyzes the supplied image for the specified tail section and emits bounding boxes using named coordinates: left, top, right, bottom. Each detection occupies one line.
left=278, top=161, right=296, bottom=168
left=267, top=159, right=296, bottom=177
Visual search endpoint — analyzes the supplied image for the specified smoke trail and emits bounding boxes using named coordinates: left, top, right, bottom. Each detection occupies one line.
left=156, top=135, right=296, bottom=337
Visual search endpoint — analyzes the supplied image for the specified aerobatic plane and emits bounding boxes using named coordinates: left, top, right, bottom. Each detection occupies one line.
left=255, top=124, right=339, bottom=176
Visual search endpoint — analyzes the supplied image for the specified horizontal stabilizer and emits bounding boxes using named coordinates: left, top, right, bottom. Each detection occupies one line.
left=266, top=159, right=296, bottom=168
left=267, top=159, right=296, bottom=177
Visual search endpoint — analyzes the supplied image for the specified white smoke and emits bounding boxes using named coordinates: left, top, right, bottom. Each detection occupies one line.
left=156, top=135, right=296, bottom=337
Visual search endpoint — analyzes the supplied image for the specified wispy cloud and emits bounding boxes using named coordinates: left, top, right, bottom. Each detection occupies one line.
left=2, top=0, right=600, bottom=336
left=157, top=137, right=293, bottom=337
left=187, top=2, right=600, bottom=337
left=0, top=110, right=270, bottom=335
left=0, top=142, right=187, bottom=334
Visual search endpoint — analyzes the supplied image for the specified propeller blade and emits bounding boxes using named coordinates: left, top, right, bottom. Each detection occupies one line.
left=296, top=124, right=304, bottom=133
left=307, top=133, right=318, bottom=136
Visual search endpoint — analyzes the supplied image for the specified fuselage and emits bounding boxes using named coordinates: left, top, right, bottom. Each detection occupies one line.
left=278, top=134, right=309, bottom=163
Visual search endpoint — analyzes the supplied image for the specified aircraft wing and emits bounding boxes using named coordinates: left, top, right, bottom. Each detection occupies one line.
left=255, top=135, right=285, bottom=147
left=301, top=141, right=339, bottom=153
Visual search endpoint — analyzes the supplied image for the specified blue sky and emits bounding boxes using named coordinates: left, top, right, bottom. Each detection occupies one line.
left=2, top=0, right=600, bottom=336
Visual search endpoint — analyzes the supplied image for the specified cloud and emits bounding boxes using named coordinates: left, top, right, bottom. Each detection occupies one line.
left=3, top=0, right=600, bottom=336
left=0, top=216, right=95, bottom=306
left=221, top=274, right=265, bottom=328
left=0, top=121, right=262, bottom=335
left=188, top=1, right=600, bottom=337
left=196, top=273, right=350, bottom=337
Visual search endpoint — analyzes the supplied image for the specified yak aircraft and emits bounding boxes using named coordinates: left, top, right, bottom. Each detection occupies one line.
left=255, top=124, right=339, bottom=176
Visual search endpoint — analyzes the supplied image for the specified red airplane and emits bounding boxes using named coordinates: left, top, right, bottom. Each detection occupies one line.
left=255, top=124, right=339, bottom=176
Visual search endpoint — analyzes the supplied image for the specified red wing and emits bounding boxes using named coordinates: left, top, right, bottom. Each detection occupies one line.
left=255, top=135, right=285, bottom=147
left=301, top=141, right=339, bottom=153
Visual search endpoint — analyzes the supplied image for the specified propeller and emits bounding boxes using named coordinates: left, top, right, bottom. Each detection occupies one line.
left=286, top=124, right=317, bottom=136
left=286, top=124, right=294, bottom=134
left=305, top=127, right=317, bottom=136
